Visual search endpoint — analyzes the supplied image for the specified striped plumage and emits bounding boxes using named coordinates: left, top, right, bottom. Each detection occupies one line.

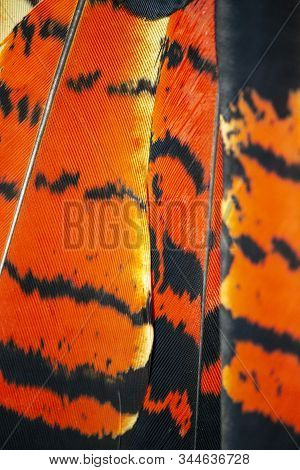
left=217, top=0, right=300, bottom=449
left=0, top=0, right=299, bottom=450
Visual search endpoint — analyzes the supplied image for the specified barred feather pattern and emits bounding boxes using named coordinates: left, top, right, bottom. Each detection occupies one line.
left=0, top=0, right=299, bottom=451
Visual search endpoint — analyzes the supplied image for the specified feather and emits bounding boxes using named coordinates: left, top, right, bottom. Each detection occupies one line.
left=1, top=0, right=299, bottom=452
left=0, top=0, right=168, bottom=448
left=217, top=0, right=300, bottom=449
left=124, top=0, right=221, bottom=450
